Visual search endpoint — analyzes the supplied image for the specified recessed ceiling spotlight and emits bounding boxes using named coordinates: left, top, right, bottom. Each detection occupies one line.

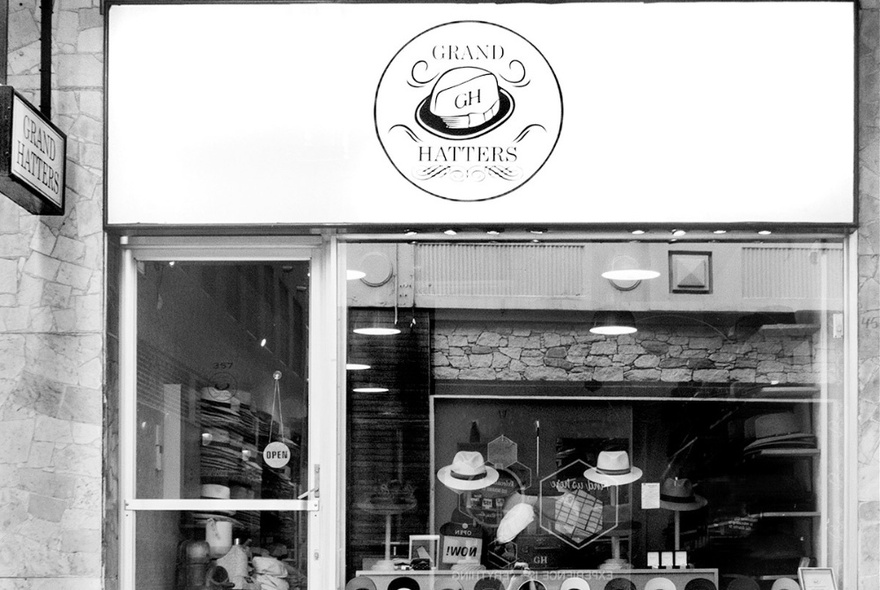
left=403, top=229, right=418, bottom=236
left=352, top=386, right=389, bottom=393
left=346, top=269, right=366, bottom=280
left=529, top=228, right=547, bottom=235
left=486, top=229, right=502, bottom=236
left=713, top=229, right=727, bottom=235
left=672, top=229, right=687, bottom=237
left=758, top=230, right=772, bottom=235
left=260, top=338, right=267, bottom=347
left=168, top=261, right=175, bottom=266
left=443, top=228, right=458, bottom=236
left=631, top=230, right=646, bottom=235
left=346, top=363, right=371, bottom=371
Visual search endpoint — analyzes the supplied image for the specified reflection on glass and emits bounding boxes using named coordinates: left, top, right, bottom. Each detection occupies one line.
left=344, top=240, right=844, bottom=586
left=135, top=511, right=308, bottom=590
left=136, top=261, right=309, bottom=501
left=133, top=262, right=310, bottom=588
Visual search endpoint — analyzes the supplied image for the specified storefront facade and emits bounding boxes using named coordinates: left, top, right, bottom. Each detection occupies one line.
left=0, top=2, right=879, bottom=590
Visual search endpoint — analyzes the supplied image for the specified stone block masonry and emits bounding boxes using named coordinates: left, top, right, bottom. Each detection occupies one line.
left=432, top=320, right=839, bottom=386
left=0, top=1, right=104, bottom=589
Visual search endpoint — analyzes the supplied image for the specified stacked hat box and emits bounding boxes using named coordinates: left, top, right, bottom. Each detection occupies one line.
left=349, top=569, right=718, bottom=590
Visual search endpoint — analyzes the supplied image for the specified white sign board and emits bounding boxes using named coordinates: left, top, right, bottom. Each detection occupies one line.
left=11, top=95, right=65, bottom=208
left=107, top=3, right=855, bottom=226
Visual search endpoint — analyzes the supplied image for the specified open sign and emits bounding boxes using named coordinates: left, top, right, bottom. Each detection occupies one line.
left=263, top=441, right=290, bottom=468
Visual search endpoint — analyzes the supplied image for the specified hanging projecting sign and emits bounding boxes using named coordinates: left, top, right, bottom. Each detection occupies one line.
left=375, top=21, right=562, bottom=202
left=0, top=87, right=66, bottom=215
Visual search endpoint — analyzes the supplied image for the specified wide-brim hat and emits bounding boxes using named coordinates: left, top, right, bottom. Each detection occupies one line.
left=745, top=412, right=800, bottom=440
left=645, top=578, right=676, bottom=590
left=438, top=451, right=499, bottom=491
left=560, top=579, right=591, bottom=590
left=659, top=477, right=708, bottom=512
left=583, top=451, right=643, bottom=485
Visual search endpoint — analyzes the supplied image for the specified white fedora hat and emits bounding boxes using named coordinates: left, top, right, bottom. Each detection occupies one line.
left=583, top=451, right=643, bottom=485
left=437, top=451, right=499, bottom=491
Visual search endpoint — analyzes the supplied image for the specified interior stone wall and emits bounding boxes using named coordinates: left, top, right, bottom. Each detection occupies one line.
left=432, top=321, right=839, bottom=386
left=0, top=2, right=104, bottom=589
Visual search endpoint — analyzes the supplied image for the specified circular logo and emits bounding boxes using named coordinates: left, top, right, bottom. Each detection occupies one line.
left=376, top=21, right=563, bottom=202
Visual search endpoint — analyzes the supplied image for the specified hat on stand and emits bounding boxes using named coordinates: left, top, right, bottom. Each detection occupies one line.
left=660, top=477, right=708, bottom=511
left=437, top=451, right=499, bottom=491
left=583, top=451, right=643, bottom=486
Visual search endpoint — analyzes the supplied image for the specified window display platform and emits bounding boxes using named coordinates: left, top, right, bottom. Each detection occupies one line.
left=351, top=569, right=719, bottom=590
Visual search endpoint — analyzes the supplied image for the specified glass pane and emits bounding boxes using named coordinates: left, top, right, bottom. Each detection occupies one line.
left=134, top=510, right=307, bottom=590
left=344, top=240, right=845, bottom=589
left=135, top=261, right=310, bottom=501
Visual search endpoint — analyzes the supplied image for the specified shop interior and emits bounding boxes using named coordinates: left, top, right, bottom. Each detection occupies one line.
left=344, top=240, right=844, bottom=590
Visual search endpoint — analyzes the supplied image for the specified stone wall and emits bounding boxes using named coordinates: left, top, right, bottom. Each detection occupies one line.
left=858, top=5, right=880, bottom=590
left=433, top=321, right=837, bottom=386
left=0, top=2, right=104, bottom=589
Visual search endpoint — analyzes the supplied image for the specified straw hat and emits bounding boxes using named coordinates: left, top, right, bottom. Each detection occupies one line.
left=770, top=579, right=800, bottom=590
left=645, top=578, right=676, bottom=590
left=660, top=477, right=708, bottom=512
left=583, top=451, right=643, bottom=485
left=437, top=451, right=499, bottom=491
left=344, top=577, right=377, bottom=590
left=560, top=578, right=591, bottom=590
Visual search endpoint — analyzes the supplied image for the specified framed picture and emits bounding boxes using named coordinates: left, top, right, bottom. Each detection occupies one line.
left=409, top=534, right=440, bottom=567
left=798, top=567, right=837, bottom=590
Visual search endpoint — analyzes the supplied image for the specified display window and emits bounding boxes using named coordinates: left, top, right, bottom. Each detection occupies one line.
left=117, top=238, right=335, bottom=590
left=343, top=238, right=851, bottom=590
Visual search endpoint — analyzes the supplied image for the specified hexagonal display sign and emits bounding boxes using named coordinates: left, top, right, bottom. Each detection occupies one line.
left=538, top=459, right=624, bottom=549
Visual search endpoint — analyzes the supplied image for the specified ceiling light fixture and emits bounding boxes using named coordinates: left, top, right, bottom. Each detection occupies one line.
left=352, top=386, right=390, bottom=393
left=351, top=310, right=402, bottom=336
left=631, top=230, right=646, bottom=235
left=589, top=310, right=638, bottom=335
left=346, top=363, right=371, bottom=371
left=713, top=229, right=727, bottom=235
left=601, top=254, right=660, bottom=291
left=672, top=229, right=687, bottom=237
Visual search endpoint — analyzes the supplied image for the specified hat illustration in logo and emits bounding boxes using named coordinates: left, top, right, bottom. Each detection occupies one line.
left=659, top=477, right=708, bottom=512
left=416, top=66, right=514, bottom=140
left=437, top=451, right=500, bottom=491
left=583, top=451, right=643, bottom=486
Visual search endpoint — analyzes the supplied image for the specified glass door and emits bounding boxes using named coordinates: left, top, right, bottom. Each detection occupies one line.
left=118, top=237, right=339, bottom=590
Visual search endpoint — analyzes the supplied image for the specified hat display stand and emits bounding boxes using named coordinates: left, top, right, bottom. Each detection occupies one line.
left=583, top=451, right=644, bottom=571
left=659, top=477, right=708, bottom=551
left=356, top=484, right=417, bottom=570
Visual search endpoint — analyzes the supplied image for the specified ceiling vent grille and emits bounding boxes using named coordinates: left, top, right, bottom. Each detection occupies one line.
left=415, top=243, right=586, bottom=299
left=741, top=245, right=843, bottom=300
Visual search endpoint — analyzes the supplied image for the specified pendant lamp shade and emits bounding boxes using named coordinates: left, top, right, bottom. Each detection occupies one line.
left=590, top=310, right=637, bottom=335
left=351, top=309, right=401, bottom=336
